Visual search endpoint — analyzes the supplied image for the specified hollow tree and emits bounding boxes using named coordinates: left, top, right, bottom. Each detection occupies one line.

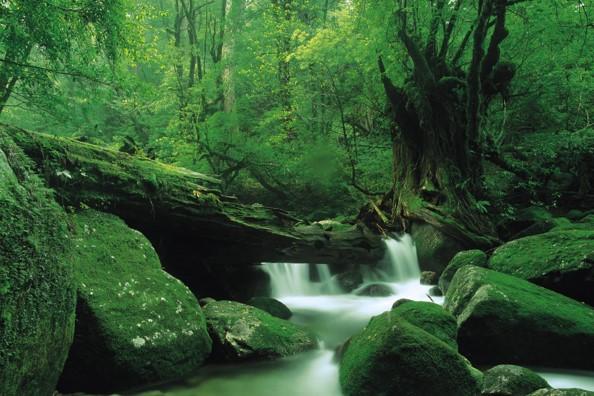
left=379, top=0, right=525, bottom=247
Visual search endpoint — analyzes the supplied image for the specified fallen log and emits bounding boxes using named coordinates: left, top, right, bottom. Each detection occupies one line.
left=5, top=126, right=384, bottom=274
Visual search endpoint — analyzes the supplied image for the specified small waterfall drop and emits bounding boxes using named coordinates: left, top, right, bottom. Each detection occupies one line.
left=382, top=234, right=421, bottom=281
left=262, top=263, right=340, bottom=297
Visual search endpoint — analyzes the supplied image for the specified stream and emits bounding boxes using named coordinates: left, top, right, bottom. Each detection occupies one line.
left=135, top=235, right=594, bottom=396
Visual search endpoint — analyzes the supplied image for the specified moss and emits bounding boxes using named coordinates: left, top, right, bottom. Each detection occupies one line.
left=58, top=209, right=212, bottom=394
left=445, top=266, right=594, bottom=370
left=247, top=297, right=292, bottom=320
left=528, top=389, right=594, bottom=396
left=482, top=365, right=550, bottom=396
left=488, top=230, right=593, bottom=304
left=339, top=305, right=480, bottom=396
left=391, top=301, right=458, bottom=350
left=203, top=300, right=316, bottom=361
left=439, top=249, right=487, bottom=293
left=0, top=133, right=76, bottom=396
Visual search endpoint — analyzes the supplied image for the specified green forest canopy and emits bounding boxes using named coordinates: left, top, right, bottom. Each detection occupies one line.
left=1, top=0, right=592, bottom=221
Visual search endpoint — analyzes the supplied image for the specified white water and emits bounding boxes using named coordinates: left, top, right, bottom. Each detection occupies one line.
left=136, top=235, right=594, bottom=396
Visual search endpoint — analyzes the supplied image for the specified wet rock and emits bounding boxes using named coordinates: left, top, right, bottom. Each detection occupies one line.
left=488, top=230, right=594, bottom=305
left=354, top=283, right=394, bottom=297
left=0, top=140, right=76, bottom=396
left=339, top=302, right=481, bottom=396
left=420, top=271, right=439, bottom=285
left=439, top=250, right=488, bottom=294
left=429, top=286, right=443, bottom=297
left=445, top=266, right=594, bottom=370
left=334, top=270, right=364, bottom=293
left=58, top=210, right=212, bottom=394
left=481, top=365, right=550, bottom=396
left=528, top=389, right=594, bottom=396
left=247, top=297, right=292, bottom=320
left=204, top=301, right=316, bottom=362
left=411, top=222, right=465, bottom=274
left=392, top=298, right=414, bottom=309
left=199, top=297, right=217, bottom=307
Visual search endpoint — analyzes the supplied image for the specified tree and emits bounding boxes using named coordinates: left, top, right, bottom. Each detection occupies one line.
left=372, top=0, right=530, bottom=246
left=0, top=0, right=130, bottom=115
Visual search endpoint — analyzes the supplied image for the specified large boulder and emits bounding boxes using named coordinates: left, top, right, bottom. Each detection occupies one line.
left=439, top=249, right=488, bottom=293
left=411, top=222, right=465, bottom=274
left=481, top=365, right=550, bottom=396
left=445, top=266, right=594, bottom=370
left=58, top=210, right=212, bottom=394
left=0, top=138, right=76, bottom=396
left=203, top=300, right=316, bottom=361
left=247, top=297, right=292, bottom=320
left=488, top=230, right=594, bottom=305
left=339, top=301, right=481, bottom=396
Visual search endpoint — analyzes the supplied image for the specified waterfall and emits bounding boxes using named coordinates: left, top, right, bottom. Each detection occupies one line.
left=262, top=263, right=340, bottom=297
left=382, top=234, right=421, bottom=281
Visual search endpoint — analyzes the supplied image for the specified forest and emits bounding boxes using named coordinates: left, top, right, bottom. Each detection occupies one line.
left=1, top=0, right=593, bottom=395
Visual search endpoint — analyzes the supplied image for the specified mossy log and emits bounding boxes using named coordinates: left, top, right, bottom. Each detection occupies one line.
left=5, top=126, right=384, bottom=269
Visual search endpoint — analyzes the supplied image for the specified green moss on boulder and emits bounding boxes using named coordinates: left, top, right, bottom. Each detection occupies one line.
left=481, top=365, right=550, bottom=396
left=204, top=300, right=316, bottom=361
left=528, top=390, right=594, bottom=396
left=0, top=136, right=76, bottom=396
left=411, top=222, right=465, bottom=274
left=488, top=230, right=594, bottom=305
left=445, top=266, right=594, bottom=370
left=439, top=249, right=488, bottom=293
left=58, top=210, right=212, bottom=394
left=339, top=302, right=481, bottom=396
left=247, top=297, right=292, bottom=320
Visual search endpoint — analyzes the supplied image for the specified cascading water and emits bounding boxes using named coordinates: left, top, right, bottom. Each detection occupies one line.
left=261, top=263, right=340, bottom=297
left=136, top=235, right=594, bottom=396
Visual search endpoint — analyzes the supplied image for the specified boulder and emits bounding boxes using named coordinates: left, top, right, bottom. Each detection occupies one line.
left=528, top=390, right=594, bottom=396
left=58, top=210, right=212, bottom=394
left=334, top=270, right=364, bottom=292
left=354, top=283, right=394, bottom=297
left=488, top=230, right=594, bottom=305
left=481, top=365, right=550, bottom=396
left=199, top=297, right=217, bottom=307
left=439, top=250, right=488, bottom=293
left=411, top=222, right=465, bottom=274
left=445, top=266, right=594, bottom=370
left=247, top=297, right=292, bottom=320
left=420, top=271, right=439, bottom=285
left=203, top=300, right=316, bottom=361
left=0, top=139, right=76, bottom=396
left=339, top=301, right=481, bottom=396
left=429, top=286, right=444, bottom=297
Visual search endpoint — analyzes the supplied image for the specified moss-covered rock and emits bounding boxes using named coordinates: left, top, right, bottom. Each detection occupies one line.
left=354, top=283, right=394, bottom=297
left=445, top=266, right=594, bottom=370
left=57, top=210, right=212, bottom=394
left=247, top=297, right=292, bottom=320
left=0, top=137, right=76, bottom=396
left=488, top=230, right=594, bottom=305
left=528, top=390, right=594, bottom=396
left=420, top=271, right=439, bottom=285
left=439, top=249, right=488, bottom=293
left=481, top=365, right=550, bottom=396
left=203, top=300, right=316, bottom=361
left=339, top=302, right=481, bottom=396
left=411, top=222, right=465, bottom=274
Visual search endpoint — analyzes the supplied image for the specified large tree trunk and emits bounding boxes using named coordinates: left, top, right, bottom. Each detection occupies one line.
left=3, top=125, right=384, bottom=268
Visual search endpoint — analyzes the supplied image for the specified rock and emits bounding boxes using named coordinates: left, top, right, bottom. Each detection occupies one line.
left=203, top=300, right=316, bottom=361
left=354, top=283, right=394, bottom=297
left=481, top=365, right=550, bottom=396
left=528, top=390, right=594, bottom=396
left=420, top=271, right=439, bottom=285
left=488, top=230, right=594, bottom=305
left=339, top=301, right=481, bottom=396
left=411, top=222, right=465, bottom=274
left=510, top=219, right=556, bottom=240
left=567, top=209, right=586, bottom=221
left=199, top=297, right=217, bottom=307
left=247, top=297, right=292, bottom=320
left=0, top=139, right=76, bottom=396
left=439, top=250, right=488, bottom=294
left=334, top=270, right=364, bottom=292
left=429, top=286, right=443, bottom=297
left=392, top=298, right=413, bottom=309
left=445, top=266, right=594, bottom=370
left=58, top=210, right=212, bottom=394
left=501, top=206, right=554, bottom=240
